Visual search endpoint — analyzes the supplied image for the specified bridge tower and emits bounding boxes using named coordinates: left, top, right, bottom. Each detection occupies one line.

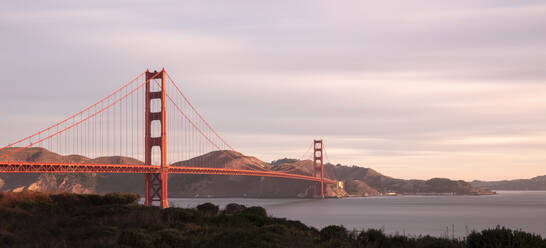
left=144, top=69, right=169, bottom=208
left=313, top=139, right=324, bottom=198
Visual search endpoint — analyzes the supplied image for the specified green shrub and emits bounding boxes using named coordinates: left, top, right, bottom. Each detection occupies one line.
left=273, top=218, right=309, bottom=231
left=242, top=206, right=267, bottom=217
left=320, top=225, right=349, bottom=242
left=383, top=234, right=410, bottom=247
left=243, top=212, right=270, bottom=227
left=224, top=203, right=246, bottom=214
left=415, top=235, right=462, bottom=248
left=196, top=202, right=219, bottom=216
left=467, top=226, right=546, bottom=248
left=162, top=207, right=200, bottom=225
left=102, top=192, right=140, bottom=205
left=85, top=204, right=132, bottom=218
left=78, top=194, right=103, bottom=205
left=117, top=228, right=156, bottom=247
left=66, top=225, right=119, bottom=240
left=95, top=226, right=119, bottom=237
left=358, top=228, right=386, bottom=247
left=19, top=198, right=53, bottom=212
left=64, top=192, right=140, bottom=206
left=156, top=228, right=191, bottom=247
left=200, top=228, right=283, bottom=248
left=263, top=224, right=288, bottom=235
left=50, top=192, right=80, bottom=207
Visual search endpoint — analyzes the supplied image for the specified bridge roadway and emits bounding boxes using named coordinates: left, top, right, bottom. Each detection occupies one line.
left=0, top=161, right=337, bottom=184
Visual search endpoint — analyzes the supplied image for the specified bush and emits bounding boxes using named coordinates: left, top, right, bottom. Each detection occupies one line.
left=102, top=192, right=140, bottom=205
left=162, top=207, right=200, bottom=225
left=66, top=225, right=119, bottom=240
left=224, top=203, right=246, bottom=214
left=196, top=202, right=219, bottom=216
left=3, top=191, right=51, bottom=210
left=358, top=229, right=386, bottom=247
left=117, top=228, right=155, bottom=247
left=467, top=226, right=546, bottom=248
left=19, top=198, right=53, bottom=211
left=242, top=206, right=267, bottom=217
left=272, top=218, right=309, bottom=232
left=85, top=204, right=132, bottom=218
left=415, top=235, right=462, bottom=248
left=156, top=228, right=191, bottom=247
left=320, top=225, right=349, bottom=242
left=50, top=193, right=80, bottom=208
left=200, top=228, right=283, bottom=248
left=263, top=224, right=288, bottom=235
left=49, top=192, right=139, bottom=207
left=243, top=212, right=270, bottom=227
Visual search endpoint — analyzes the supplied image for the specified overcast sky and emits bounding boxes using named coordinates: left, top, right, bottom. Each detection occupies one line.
left=1, top=1, right=546, bottom=180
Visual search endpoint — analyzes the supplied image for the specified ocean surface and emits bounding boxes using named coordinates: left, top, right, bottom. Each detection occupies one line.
left=167, top=191, right=546, bottom=237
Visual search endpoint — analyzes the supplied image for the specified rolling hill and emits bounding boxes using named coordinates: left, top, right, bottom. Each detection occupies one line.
left=471, top=176, right=546, bottom=190
left=0, top=148, right=491, bottom=197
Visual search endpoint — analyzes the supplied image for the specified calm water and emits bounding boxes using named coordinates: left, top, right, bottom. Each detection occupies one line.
left=168, top=191, right=546, bottom=237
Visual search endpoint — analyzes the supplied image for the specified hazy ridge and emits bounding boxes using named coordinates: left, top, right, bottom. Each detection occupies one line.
left=471, top=176, right=546, bottom=190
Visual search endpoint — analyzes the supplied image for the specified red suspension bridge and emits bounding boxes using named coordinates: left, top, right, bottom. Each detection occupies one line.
left=0, top=69, right=336, bottom=208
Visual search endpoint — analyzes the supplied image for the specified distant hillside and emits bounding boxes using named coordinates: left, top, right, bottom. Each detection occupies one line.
left=0, top=147, right=143, bottom=193
left=167, top=151, right=343, bottom=198
left=0, top=148, right=491, bottom=197
left=471, top=175, right=546, bottom=190
left=0, top=148, right=344, bottom=198
left=172, top=150, right=267, bottom=171
left=332, top=165, right=492, bottom=196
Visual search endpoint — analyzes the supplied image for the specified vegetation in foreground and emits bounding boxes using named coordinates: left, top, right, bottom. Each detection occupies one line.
left=0, top=192, right=545, bottom=248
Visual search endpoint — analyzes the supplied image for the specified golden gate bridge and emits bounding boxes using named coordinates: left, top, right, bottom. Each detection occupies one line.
left=0, top=69, right=336, bottom=208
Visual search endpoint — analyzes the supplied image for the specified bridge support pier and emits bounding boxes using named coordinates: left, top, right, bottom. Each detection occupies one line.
left=144, top=69, right=169, bottom=208
left=313, top=139, right=324, bottom=199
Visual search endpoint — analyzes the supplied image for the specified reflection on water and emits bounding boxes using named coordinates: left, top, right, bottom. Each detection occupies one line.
left=169, top=191, right=546, bottom=237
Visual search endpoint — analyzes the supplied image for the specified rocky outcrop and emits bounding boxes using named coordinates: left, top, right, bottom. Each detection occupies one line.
left=15, top=174, right=94, bottom=193
left=325, top=184, right=349, bottom=198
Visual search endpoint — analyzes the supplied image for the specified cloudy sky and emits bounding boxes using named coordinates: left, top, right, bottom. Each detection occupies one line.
left=1, top=1, right=546, bottom=180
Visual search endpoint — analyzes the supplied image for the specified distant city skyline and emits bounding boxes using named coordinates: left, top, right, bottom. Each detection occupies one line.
left=1, top=1, right=546, bottom=181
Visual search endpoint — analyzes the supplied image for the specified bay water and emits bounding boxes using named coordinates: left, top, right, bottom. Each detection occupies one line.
left=168, top=191, right=546, bottom=238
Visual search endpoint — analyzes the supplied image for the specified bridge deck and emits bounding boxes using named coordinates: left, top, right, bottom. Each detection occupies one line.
left=0, top=161, right=337, bottom=184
